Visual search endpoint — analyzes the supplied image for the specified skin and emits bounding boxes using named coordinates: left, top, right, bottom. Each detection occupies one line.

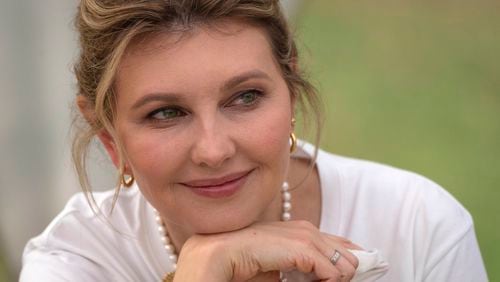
left=82, top=20, right=359, bottom=281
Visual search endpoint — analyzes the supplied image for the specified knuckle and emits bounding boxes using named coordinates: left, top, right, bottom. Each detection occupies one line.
left=294, top=221, right=320, bottom=243
left=295, top=219, right=315, bottom=229
left=296, top=236, right=315, bottom=250
left=295, top=252, right=315, bottom=273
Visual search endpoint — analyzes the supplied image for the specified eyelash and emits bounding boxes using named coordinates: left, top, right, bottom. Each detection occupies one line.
left=147, top=107, right=186, bottom=122
left=226, top=89, right=264, bottom=108
left=146, top=89, right=265, bottom=124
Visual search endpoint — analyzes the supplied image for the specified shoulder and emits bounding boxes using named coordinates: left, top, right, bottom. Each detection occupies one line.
left=27, top=186, right=144, bottom=246
left=307, top=145, right=486, bottom=280
left=320, top=148, right=471, bottom=222
left=21, top=186, right=155, bottom=281
left=314, top=146, right=473, bottom=236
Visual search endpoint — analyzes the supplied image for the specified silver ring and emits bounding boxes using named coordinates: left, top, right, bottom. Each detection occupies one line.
left=329, top=249, right=342, bottom=265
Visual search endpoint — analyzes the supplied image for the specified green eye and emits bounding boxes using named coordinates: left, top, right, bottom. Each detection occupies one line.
left=240, top=91, right=257, bottom=104
left=232, top=90, right=262, bottom=106
left=150, top=108, right=184, bottom=120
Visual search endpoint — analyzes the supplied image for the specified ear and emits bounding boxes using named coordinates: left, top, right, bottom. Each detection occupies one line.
left=97, top=130, right=121, bottom=170
left=76, top=95, right=95, bottom=126
left=76, top=95, right=122, bottom=171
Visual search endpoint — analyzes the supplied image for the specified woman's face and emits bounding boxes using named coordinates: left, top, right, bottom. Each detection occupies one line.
left=110, top=20, right=294, bottom=234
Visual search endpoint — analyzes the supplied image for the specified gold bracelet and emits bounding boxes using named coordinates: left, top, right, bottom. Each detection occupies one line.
left=162, top=271, right=175, bottom=282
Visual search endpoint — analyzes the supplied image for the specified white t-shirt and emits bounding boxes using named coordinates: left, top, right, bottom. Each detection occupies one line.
left=20, top=146, right=488, bottom=281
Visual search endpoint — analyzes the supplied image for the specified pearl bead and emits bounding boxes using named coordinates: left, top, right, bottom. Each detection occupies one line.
left=281, top=182, right=289, bottom=191
left=283, top=201, right=292, bottom=212
left=155, top=215, right=162, bottom=224
left=164, top=244, right=175, bottom=253
left=169, top=254, right=178, bottom=261
left=158, top=225, right=166, bottom=234
left=282, top=212, right=291, bottom=221
left=282, top=191, right=291, bottom=201
left=161, top=236, right=170, bottom=245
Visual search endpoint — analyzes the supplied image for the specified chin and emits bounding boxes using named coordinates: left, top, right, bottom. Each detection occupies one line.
left=193, top=215, right=256, bottom=235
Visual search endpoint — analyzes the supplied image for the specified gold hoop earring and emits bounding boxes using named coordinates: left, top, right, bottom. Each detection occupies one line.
left=290, top=132, right=297, bottom=153
left=121, top=173, right=135, bottom=188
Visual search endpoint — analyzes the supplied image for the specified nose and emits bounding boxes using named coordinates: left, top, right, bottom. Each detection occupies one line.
left=190, top=119, right=236, bottom=169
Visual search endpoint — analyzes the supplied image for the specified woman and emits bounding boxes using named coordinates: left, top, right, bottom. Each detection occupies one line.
left=21, top=0, right=487, bottom=281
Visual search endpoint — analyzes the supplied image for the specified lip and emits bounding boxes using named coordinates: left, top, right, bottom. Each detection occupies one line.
left=180, top=170, right=253, bottom=198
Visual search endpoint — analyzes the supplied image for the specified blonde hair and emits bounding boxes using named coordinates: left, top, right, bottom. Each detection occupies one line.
left=72, top=0, right=323, bottom=210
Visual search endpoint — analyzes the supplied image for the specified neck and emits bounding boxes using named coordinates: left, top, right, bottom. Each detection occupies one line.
left=287, top=156, right=321, bottom=227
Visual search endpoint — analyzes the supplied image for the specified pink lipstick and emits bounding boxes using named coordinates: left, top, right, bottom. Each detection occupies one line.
left=180, top=170, right=252, bottom=198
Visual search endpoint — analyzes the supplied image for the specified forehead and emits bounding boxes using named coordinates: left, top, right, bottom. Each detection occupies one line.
left=117, top=20, right=280, bottom=88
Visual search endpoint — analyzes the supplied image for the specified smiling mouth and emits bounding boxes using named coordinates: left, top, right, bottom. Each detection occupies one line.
left=180, top=169, right=253, bottom=198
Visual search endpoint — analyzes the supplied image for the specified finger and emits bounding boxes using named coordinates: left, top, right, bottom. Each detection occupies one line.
left=278, top=223, right=358, bottom=278
left=292, top=247, right=344, bottom=282
left=328, top=251, right=357, bottom=282
left=322, top=233, right=364, bottom=250
left=322, top=236, right=359, bottom=269
left=243, top=222, right=356, bottom=280
left=310, top=234, right=358, bottom=274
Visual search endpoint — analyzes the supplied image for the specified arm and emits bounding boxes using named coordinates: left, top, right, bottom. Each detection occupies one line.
left=408, top=177, right=488, bottom=281
left=423, top=227, right=488, bottom=281
left=173, top=221, right=360, bottom=282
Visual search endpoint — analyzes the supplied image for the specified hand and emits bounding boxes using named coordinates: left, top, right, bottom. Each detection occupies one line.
left=173, top=220, right=361, bottom=281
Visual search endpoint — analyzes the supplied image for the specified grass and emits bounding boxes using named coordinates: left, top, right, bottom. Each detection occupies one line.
left=0, top=248, right=10, bottom=282
left=296, top=0, right=500, bottom=279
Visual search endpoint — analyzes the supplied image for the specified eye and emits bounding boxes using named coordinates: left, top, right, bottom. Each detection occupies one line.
left=148, top=107, right=185, bottom=121
left=228, top=89, right=263, bottom=107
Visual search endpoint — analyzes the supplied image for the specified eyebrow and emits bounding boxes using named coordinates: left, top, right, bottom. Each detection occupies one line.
left=220, top=69, right=272, bottom=92
left=131, top=93, right=182, bottom=110
left=131, top=69, right=272, bottom=110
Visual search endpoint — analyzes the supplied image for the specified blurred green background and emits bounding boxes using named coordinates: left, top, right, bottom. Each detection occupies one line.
left=296, top=0, right=499, bottom=280
left=0, top=240, right=8, bottom=282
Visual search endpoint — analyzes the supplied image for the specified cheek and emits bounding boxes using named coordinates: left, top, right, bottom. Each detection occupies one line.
left=243, top=106, right=292, bottom=167
left=121, top=131, right=186, bottom=185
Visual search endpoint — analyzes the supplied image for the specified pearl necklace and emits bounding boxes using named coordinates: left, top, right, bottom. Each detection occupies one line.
left=155, top=181, right=292, bottom=281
